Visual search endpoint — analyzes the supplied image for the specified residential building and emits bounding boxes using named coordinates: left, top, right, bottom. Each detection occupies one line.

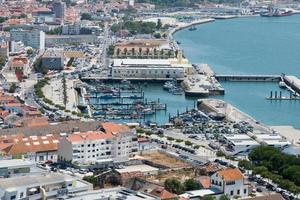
left=210, top=168, right=249, bottom=198
left=0, top=133, right=60, bottom=162
left=0, top=159, right=34, bottom=178
left=0, top=173, right=92, bottom=200
left=0, top=42, right=8, bottom=57
left=45, top=34, right=97, bottom=47
left=41, top=49, right=64, bottom=70
left=58, top=122, right=138, bottom=166
left=8, top=57, right=29, bottom=76
left=10, top=29, right=45, bottom=50
left=64, top=187, right=159, bottom=200
left=52, top=1, right=66, bottom=19
left=149, top=187, right=178, bottom=200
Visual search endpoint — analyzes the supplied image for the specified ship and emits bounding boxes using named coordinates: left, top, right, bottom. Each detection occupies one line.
left=260, top=4, right=293, bottom=17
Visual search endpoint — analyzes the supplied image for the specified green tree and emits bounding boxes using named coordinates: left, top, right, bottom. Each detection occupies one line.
left=9, top=83, right=17, bottom=93
left=164, top=178, right=185, bottom=195
left=81, top=13, right=92, bottom=20
left=203, top=195, right=216, bottom=200
left=156, top=18, right=162, bottom=29
left=184, top=178, right=201, bottom=191
left=185, top=140, right=193, bottom=146
left=0, top=55, right=6, bottom=70
left=220, top=194, right=229, bottom=200
left=238, top=160, right=253, bottom=170
left=83, top=176, right=98, bottom=187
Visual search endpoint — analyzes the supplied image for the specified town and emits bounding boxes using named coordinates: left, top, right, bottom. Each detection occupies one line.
left=0, top=0, right=300, bottom=200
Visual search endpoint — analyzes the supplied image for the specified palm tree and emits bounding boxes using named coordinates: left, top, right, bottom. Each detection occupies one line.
left=167, top=50, right=172, bottom=58
left=131, top=48, right=135, bottom=58
left=138, top=48, right=142, bottom=58
left=146, top=48, right=150, bottom=58
left=124, top=48, right=128, bottom=57
left=116, top=48, right=121, bottom=58
left=153, top=48, right=157, bottom=58
left=160, top=49, right=164, bottom=59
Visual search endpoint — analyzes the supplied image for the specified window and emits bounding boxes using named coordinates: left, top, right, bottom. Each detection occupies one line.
left=226, top=181, right=235, bottom=185
left=81, top=144, right=84, bottom=147
left=10, top=195, right=16, bottom=200
left=230, top=191, right=233, bottom=195
left=93, top=144, right=95, bottom=147
left=237, top=190, right=240, bottom=195
left=20, top=192, right=24, bottom=198
left=88, top=144, right=90, bottom=147
left=244, top=189, right=247, bottom=194
left=212, top=180, right=215, bottom=184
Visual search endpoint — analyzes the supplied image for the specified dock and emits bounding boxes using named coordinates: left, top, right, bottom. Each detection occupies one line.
left=215, top=74, right=281, bottom=82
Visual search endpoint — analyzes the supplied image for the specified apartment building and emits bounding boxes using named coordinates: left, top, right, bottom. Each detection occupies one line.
left=58, top=122, right=138, bottom=166
left=210, top=168, right=249, bottom=198
left=0, top=173, right=92, bottom=200
left=10, top=29, right=45, bottom=50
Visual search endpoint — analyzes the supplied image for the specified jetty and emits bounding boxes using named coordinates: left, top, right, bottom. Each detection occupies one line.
left=283, top=75, right=300, bottom=96
left=215, top=74, right=281, bottom=82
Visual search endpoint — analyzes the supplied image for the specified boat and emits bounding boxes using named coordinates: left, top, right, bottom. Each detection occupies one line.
left=279, top=81, right=287, bottom=88
left=189, top=25, right=197, bottom=31
left=260, top=5, right=293, bottom=17
left=163, top=81, right=174, bottom=90
left=176, top=41, right=181, bottom=45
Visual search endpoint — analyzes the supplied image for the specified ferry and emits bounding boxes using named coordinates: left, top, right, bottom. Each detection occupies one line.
left=260, top=5, right=294, bottom=17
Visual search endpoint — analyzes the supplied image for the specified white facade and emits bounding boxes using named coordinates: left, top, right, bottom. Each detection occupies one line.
left=211, top=168, right=249, bottom=199
left=112, top=59, right=185, bottom=80
left=10, top=29, right=45, bottom=50
left=223, top=134, right=260, bottom=155
left=58, top=126, right=138, bottom=165
left=0, top=173, right=92, bottom=200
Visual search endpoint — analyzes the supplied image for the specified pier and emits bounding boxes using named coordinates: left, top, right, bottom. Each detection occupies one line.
left=215, top=74, right=281, bottom=82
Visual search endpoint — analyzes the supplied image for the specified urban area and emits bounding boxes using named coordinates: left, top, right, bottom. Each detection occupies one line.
left=0, top=0, right=300, bottom=200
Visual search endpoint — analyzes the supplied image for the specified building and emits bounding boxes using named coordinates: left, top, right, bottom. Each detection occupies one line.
left=0, top=159, right=34, bottom=178
left=58, top=122, right=138, bottom=166
left=52, top=1, right=66, bottom=19
left=149, top=187, right=178, bottom=200
left=0, top=133, right=60, bottom=162
left=8, top=57, right=29, bottom=76
left=0, top=42, right=8, bottom=57
left=223, top=134, right=260, bottom=155
left=211, top=168, right=249, bottom=198
left=34, top=11, right=56, bottom=24
left=41, top=49, right=64, bottom=70
left=0, top=173, right=92, bottom=200
left=45, top=34, right=98, bottom=47
left=10, top=29, right=45, bottom=50
left=64, top=187, right=159, bottom=200
left=112, top=59, right=185, bottom=80
left=62, top=22, right=81, bottom=35
left=255, top=134, right=290, bottom=148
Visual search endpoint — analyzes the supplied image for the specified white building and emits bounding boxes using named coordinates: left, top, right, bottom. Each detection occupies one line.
left=211, top=168, right=249, bottom=199
left=58, top=122, right=138, bottom=166
left=112, top=59, right=185, bottom=80
left=10, top=29, right=45, bottom=50
left=223, top=134, right=260, bottom=155
left=0, top=173, right=92, bottom=200
left=255, top=134, right=290, bottom=148
left=0, top=159, right=34, bottom=178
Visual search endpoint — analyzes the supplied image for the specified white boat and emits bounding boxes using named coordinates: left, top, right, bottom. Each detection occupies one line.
left=279, top=81, right=287, bottom=88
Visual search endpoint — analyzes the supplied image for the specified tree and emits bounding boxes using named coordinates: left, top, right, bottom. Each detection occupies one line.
left=116, top=48, right=121, bottom=57
left=108, top=45, right=115, bottom=57
left=154, top=33, right=161, bottom=38
left=81, top=13, right=92, bottom=20
left=83, top=176, right=98, bottom=187
left=164, top=178, right=185, bottom=195
left=156, top=18, right=162, bottom=30
left=167, top=136, right=174, bottom=141
left=131, top=48, right=135, bottom=56
left=0, top=55, right=6, bottom=70
left=9, top=83, right=17, bottom=93
left=185, top=140, right=193, bottom=146
left=238, top=160, right=253, bottom=170
left=124, top=48, right=128, bottom=56
left=220, top=194, right=229, bottom=200
left=184, top=178, right=201, bottom=191
left=203, top=195, right=216, bottom=200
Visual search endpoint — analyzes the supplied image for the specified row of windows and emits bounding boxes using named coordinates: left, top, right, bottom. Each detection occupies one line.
left=113, top=70, right=181, bottom=74
left=228, top=189, right=247, bottom=196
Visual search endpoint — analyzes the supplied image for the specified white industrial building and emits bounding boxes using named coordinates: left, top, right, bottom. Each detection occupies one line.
left=211, top=168, right=249, bottom=198
left=223, top=134, right=260, bottom=155
left=255, top=134, right=290, bottom=148
left=0, top=173, right=92, bottom=200
left=112, top=59, right=185, bottom=80
left=58, top=122, right=138, bottom=166
left=10, top=29, right=45, bottom=50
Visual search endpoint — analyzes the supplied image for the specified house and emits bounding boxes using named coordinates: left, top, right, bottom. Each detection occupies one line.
left=0, top=134, right=60, bottom=162
left=149, top=187, right=178, bottom=200
left=210, top=168, right=249, bottom=198
left=58, top=122, right=138, bottom=166
left=0, top=159, right=34, bottom=178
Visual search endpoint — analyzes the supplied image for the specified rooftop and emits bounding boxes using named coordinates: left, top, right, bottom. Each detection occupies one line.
left=67, top=131, right=113, bottom=143
left=217, top=168, right=244, bottom=181
left=113, top=59, right=171, bottom=67
left=100, top=122, right=130, bottom=135
left=150, top=187, right=177, bottom=199
left=115, top=164, right=159, bottom=174
left=0, top=159, right=34, bottom=169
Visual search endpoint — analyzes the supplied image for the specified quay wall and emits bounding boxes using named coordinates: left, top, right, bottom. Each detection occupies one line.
left=216, top=75, right=281, bottom=82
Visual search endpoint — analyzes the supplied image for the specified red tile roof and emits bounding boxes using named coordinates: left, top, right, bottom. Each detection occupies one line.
left=218, top=168, right=244, bottom=181
left=100, top=122, right=129, bottom=135
left=67, top=131, right=113, bottom=142
left=150, top=187, right=178, bottom=200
